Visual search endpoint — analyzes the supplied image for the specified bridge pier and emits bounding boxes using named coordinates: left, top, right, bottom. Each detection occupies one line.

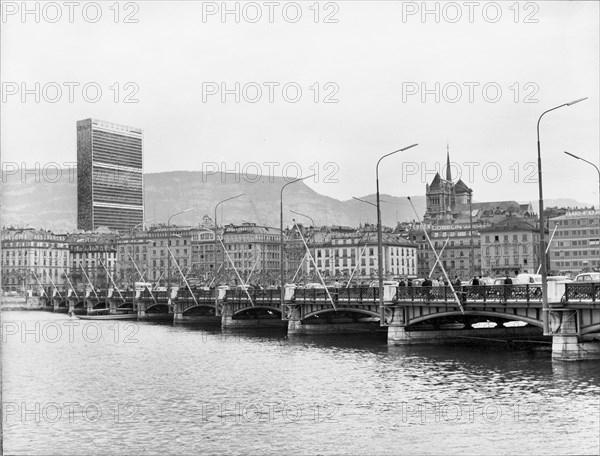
left=67, top=297, right=77, bottom=314
left=386, top=307, right=408, bottom=345
left=550, top=309, right=600, bottom=361
left=52, top=297, right=68, bottom=313
left=173, top=301, right=183, bottom=322
left=137, top=301, right=147, bottom=320
left=286, top=306, right=302, bottom=335
left=108, top=299, right=118, bottom=315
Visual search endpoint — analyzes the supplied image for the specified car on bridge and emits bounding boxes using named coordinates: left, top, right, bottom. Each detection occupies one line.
left=467, top=277, right=495, bottom=286
left=493, top=277, right=517, bottom=286
left=302, top=282, right=326, bottom=289
left=368, top=280, right=400, bottom=288
left=574, top=272, right=600, bottom=282
left=516, top=273, right=542, bottom=284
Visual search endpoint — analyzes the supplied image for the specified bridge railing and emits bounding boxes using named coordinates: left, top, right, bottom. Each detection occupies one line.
left=394, top=284, right=543, bottom=304
left=176, top=288, right=215, bottom=303
left=292, top=288, right=331, bottom=303
left=563, top=282, right=600, bottom=302
left=292, top=287, right=380, bottom=303
left=222, top=288, right=281, bottom=303
left=138, top=289, right=170, bottom=304
left=86, top=290, right=109, bottom=301
left=336, top=287, right=379, bottom=303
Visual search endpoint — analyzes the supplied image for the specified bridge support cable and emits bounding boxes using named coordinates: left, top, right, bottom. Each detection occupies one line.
left=208, top=262, right=224, bottom=288
left=31, top=270, right=47, bottom=298
left=99, top=260, right=125, bottom=302
left=80, top=266, right=100, bottom=301
left=347, top=244, right=368, bottom=288
left=407, top=197, right=464, bottom=313
left=126, top=251, right=158, bottom=305
left=244, top=252, right=262, bottom=286
left=537, top=224, right=558, bottom=274
left=214, top=232, right=255, bottom=306
left=153, top=271, right=164, bottom=290
left=63, top=268, right=79, bottom=300
left=43, top=268, right=63, bottom=300
left=291, top=252, right=309, bottom=283
left=292, top=219, right=337, bottom=311
left=429, top=237, right=450, bottom=278
left=166, top=246, right=199, bottom=308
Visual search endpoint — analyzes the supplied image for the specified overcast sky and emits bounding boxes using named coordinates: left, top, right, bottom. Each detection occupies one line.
left=2, top=1, right=599, bottom=206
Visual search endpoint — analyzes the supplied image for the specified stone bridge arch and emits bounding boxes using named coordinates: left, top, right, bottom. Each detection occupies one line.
left=406, top=310, right=543, bottom=328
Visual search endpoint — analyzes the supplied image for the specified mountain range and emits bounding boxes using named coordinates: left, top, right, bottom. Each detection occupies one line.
left=1, top=169, right=428, bottom=231
left=1, top=169, right=593, bottom=232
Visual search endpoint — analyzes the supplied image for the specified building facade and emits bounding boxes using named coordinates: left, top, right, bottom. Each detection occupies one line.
left=116, top=226, right=195, bottom=287
left=1, top=228, right=70, bottom=292
left=306, top=226, right=417, bottom=282
left=479, top=216, right=541, bottom=276
left=549, top=209, right=600, bottom=275
left=77, top=118, right=144, bottom=232
left=67, top=230, right=118, bottom=290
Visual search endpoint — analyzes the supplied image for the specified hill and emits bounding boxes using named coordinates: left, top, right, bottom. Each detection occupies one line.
left=1, top=169, right=427, bottom=231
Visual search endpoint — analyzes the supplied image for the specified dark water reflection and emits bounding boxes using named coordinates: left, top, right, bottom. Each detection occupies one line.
left=2, top=311, right=599, bottom=455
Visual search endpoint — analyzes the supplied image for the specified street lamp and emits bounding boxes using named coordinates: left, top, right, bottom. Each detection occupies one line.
left=564, top=151, right=600, bottom=246
left=536, top=97, right=587, bottom=334
left=213, top=194, right=244, bottom=286
left=280, top=175, right=315, bottom=308
left=468, top=189, right=474, bottom=278
left=167, top=207, right=193, bottom=289
left=353, top=196, right=389, bottom=225
left=376, top=144, right=418, bottom=311
left=130, top=218, right=156, bottom=234
left=289, top=209, right=315, bottom=228
left=289, top=209, right=316, bottom=283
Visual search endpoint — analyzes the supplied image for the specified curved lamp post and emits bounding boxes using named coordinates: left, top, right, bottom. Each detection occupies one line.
left=376, top=144, right=418, bottom=313
left=213, top=194, right=244, bottom=286
left=280, top=175, right=315, bottom=310
left=536, top=97, right=587, bottom=334
left=289, top=209, right=316, bottom=282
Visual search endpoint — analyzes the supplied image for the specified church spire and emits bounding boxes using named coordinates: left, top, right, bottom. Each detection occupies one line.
left=446, top=143, right=452, bottom=182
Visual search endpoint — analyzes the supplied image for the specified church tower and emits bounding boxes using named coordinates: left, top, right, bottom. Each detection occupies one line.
left=424, top=145, right=455, bottom=221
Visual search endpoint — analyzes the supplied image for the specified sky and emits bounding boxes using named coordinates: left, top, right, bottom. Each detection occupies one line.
left=2, top=1, right=599, bottom=206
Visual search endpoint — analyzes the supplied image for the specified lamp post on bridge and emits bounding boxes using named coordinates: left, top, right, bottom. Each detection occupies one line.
left=213, top=194, right=244, bottom=286
left=280, top=175, right=315, bottom=309
left=536, top=97, right=587, bottom=334
left=376, top=144, right=418, bottom=313
left=167, top=208, right=193, bottom=290
left=468, top=188, right=475, bottom=278
left=290, top=209, right=316, bottom=283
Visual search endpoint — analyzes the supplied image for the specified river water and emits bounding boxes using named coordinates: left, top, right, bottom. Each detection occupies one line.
left=2, top=311, right=599, bottom=455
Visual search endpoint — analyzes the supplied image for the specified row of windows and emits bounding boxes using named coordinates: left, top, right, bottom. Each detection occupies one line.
left=225, top=234, right=280, bottom=242
left=554, top=218, right=598, bottom=226
left=555, top=229, right=600, bottom=237
left=554, top=260, right=600, bottom=267
left=482, top=258, right=529, bottom=267
left=553, top=250, right=599, bottom=257
left=3, top=259, right=68, bottom=266
left=485, top=246, right=530, bottom=255
left=484, top=234, right=530, bottom=243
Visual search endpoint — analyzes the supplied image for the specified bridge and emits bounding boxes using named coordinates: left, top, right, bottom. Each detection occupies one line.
left=34, top=282, right=600, bottom=360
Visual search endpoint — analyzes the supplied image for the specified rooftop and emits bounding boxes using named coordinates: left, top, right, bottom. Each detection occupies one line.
left=480, top=216, right=538, bottom=233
